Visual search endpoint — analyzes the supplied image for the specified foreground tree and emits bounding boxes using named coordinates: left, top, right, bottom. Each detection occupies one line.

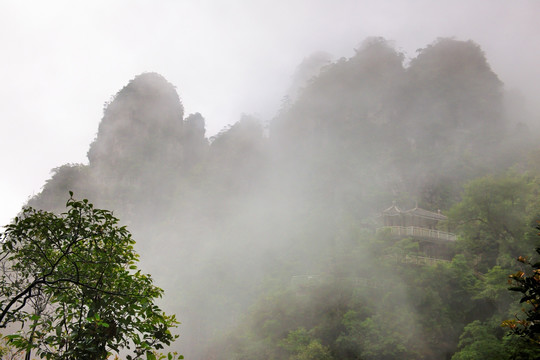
left=503, top=224, right=540, bottom=344
left=0, top=193, right=179, bottom=360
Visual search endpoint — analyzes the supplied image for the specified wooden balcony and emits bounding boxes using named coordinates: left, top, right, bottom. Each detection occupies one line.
left=377, top=226, right=457, bottom=243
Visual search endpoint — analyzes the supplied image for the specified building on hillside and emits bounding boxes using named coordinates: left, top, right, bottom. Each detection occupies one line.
left=377, top=202, right=456, bottom=259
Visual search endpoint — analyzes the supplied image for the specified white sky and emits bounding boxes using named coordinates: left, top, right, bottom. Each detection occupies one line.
left=1, top=0, right=539, bottom=227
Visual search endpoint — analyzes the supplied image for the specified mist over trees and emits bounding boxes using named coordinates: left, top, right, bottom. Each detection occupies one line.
left=15, top=37, right=540, bottom=359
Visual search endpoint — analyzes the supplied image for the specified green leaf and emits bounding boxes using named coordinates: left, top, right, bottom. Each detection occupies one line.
left=0, top=193, right=178, bottom=358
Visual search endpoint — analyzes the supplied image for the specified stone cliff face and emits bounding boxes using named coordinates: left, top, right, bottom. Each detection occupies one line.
left=87, top=72, right=185, bottom=179
left=28, top=72, right=194, bottom=215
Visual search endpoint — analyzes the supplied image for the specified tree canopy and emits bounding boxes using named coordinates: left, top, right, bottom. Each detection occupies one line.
left=0, top=193, right=179, bottom=360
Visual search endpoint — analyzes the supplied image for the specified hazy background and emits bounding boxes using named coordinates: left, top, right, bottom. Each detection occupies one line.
left=1, top=0, right=539, bottom=226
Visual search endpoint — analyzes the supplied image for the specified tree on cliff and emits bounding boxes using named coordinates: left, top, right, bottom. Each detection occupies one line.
left=0, top=193, right=179, bottom=360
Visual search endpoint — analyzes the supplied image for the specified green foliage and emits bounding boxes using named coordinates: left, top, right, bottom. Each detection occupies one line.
left=337, top=310, right=422, bottom=360
left=216, top=229, right=535, bottom=360
left=452, top=319, right=540, bottom=360
left=279, top=328, right=333, bottom=360
left=474, top=266, right=518, bottom=311
left=218, top=260, right=465, bottom=360
left=388, top=237, right=420, bottom=256
left=449, top=174, right=540, bottom=270
left=291, top=340, right=333, bottom=360
left=0, top=334, right=23, bottom=359
left=503, top=228, right=540, bottom=344
left=0, top=194, right=179, bottom=360
left=452, top=320, right=511, bottom=360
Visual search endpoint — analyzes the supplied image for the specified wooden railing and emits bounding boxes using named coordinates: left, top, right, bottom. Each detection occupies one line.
left=377, top=226, right=457, bottom=242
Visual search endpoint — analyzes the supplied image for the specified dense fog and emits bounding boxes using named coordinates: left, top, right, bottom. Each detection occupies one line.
left=2, top=1, right=540, bottom=228
left=14, top=36, right=539, bottom=359
left=2, top=2, right=540, bottom=359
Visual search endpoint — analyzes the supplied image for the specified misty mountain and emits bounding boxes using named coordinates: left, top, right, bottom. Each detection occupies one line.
left=273, top=38, right=509, bottom=212
left=24, top=38, right=538, bottom=359
left=88, top=72, right=184, bottom=179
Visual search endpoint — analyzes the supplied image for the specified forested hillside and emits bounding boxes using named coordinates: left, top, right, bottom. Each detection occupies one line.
left=26, top=38, right=539, bottom=359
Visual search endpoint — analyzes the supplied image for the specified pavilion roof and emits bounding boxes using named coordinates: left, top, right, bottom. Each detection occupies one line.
left=382, top=203, right=447, bottom=220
